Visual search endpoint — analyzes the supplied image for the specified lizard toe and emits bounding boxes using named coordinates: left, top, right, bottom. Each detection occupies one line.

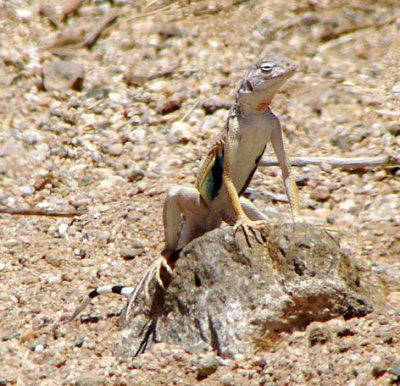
left=233, top=219, right=269, bottom=247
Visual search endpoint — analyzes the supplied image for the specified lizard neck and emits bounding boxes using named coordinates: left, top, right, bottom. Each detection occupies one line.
left=235, top=90, right=276, bottom=115
left=235, top=98, right=273, bottom=117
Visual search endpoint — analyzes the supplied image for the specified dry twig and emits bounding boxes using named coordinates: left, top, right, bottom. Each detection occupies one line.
left=0, top=208, right=84, bottom=218
left=83, top=8, right=119, bottom=49
left=261, top=155, right=399, bottom=170
left=320, top=15, right=398, bottom=42
left=60, top=0, right=85, bottom=21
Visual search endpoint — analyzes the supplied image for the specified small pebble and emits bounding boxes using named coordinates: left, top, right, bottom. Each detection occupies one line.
left=107, top=143, right=124, bottom=156
left=391, top=84, right=400, bottom=93
left=58, top=223, right=68, bottom=237
left=51, top=353, right=66, bottom=368
left=197, top=353, right=219, bottom=379
left=389, top=362, right=400, bottom=377
left=20, top=186, right=34, bottom=196
left=75, top=375, right=107, bottom=386
left=20, top=329, right=38, bottom=343
left=156, top=99, right=181, bottom=115
left=45, top=253, right=62, bottom=267
left=16, top=8, right=33, bottom=20
left=126, top=169, right=145, bottom=182
left=307, top=323, right=331, bottom=346
left=310, top=185, right=330, bottom=202
left=42, top=60, right=84, bottom=91
left=119, top=248, right=143, bottom=260
left=219, top=372, right=234, bottom=385
left=388, top=123, right=400, bottom=136
left=34, top=344, right=45, bottom=353
left=99, top=231, right=111, bottom=242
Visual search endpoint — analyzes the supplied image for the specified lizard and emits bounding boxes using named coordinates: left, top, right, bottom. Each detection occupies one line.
left=70, top=55, right=302, bottom=322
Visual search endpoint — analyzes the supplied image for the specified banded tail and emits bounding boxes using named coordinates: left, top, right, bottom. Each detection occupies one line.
left=69, top=285, right=134, bottom=321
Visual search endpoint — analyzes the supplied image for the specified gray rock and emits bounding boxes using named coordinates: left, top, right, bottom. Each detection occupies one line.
left=388, top=123, right=400, bottom=136
left=307, top=322, right=331, bottom=346
left=116, top=224, right=377, bottom=358
left=75, top=375, right=107, bottom=386
left=42, top=60, right=84, bottom=91
left=219, top=372, right=235, bottom=385
left=310, top=185, right=330, bottom=202
left=197, top=353, right=219, bottom=379
left=45, top=253, right=62, bottom=267
left=390, top=361, right=400, bottom=377
left=331, top=134, right=351, bottom=152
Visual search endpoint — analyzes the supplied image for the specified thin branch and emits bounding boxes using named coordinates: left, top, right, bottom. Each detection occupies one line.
left=260, top=155, right=399, bottom=169
left=244, top=189, right=288, bottom=203
left=82, top=8, right=119, bottom=49
left=373, top=109, right=400, bottom=117
left=320, top=15, right=398, bottom=43
left=0, top=208, right=84, bottom=218
left=60, top=0, right=85, bottom=21
left=124, top=3, right=176, bottom=22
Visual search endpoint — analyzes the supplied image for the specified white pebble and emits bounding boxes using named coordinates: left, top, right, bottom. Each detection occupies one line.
left=131, top=129, right=146, bottom=142
left=58, top=223, right=69, bottom=236
left=20, top=186, right=34, bottom=196
left=34, top=344, right=45, bottom=353
left=16, top=9, right=32, bottom=20
left=148, top=80, right=168, bottom=93
left=109, top=92, right=122, bottom=102
left=391, top=84, right=400, bottom=93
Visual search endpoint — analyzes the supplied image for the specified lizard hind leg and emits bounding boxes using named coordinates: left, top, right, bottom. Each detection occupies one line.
left=125, top=256, right=173, bottom=319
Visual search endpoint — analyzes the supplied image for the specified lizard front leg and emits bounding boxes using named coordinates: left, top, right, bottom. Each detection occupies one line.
left=222, top=118, right=268, bottom=246
left=271, top=120, right=303, bottom=222
left=223, top=175, right=268, bottom=246
left=230, top=196, right=270, bottom=222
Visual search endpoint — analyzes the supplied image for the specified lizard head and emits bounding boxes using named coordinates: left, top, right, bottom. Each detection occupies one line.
left=236, top=55, right=296, bottom=113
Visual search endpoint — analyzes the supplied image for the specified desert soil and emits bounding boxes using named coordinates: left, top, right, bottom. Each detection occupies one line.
left=0, top=0, right=399, bottom=385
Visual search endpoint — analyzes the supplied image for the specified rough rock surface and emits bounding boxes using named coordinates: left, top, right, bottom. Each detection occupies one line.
left=118, top=223, right=379, bottom=357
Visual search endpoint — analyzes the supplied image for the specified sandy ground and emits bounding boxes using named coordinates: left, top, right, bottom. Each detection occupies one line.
left=0, top=0, right=399, bottom=385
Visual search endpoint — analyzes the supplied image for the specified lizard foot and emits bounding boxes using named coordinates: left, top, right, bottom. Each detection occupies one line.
left=125, top=256, right=173, bottom=319
left=233, top=219, right=269, bottom=248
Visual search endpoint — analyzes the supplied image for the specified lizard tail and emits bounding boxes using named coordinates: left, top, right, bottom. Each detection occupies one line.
left=69, top=285, right=134, bottom=321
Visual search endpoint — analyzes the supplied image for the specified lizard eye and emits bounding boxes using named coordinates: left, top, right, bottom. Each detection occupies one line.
left=260, top=63, right=273, bottom=74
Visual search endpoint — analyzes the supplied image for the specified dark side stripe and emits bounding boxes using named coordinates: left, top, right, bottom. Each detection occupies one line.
left=201, top=148, right=224, bottom=203
left=238, top=146, right=266, bottom=196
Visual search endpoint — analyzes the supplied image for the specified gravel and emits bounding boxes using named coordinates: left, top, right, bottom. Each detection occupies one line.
left=0, top=0, right=399, bottom=384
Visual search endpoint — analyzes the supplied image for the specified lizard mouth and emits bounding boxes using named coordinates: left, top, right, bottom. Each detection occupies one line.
left=243, top=79, right=254, bottom=92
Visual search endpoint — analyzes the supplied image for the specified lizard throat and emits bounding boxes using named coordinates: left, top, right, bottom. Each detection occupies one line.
left=256, top=98, right=272, bottom=112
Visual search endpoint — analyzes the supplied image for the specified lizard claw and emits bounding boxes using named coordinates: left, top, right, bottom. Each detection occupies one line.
left=233, top=219, right=268, bottom=247
left=125, top=256, right=173, bottom=319
left=144, top=256, right=173, bottom=295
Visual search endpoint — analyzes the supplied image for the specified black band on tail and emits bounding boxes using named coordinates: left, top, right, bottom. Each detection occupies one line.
left=112, top=285, right=125, bottom=294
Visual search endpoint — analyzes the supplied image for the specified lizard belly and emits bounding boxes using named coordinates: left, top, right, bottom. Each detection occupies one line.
left=199, top=112, right=275, bottom=208
left=231, top=114, right=272, bottom=193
